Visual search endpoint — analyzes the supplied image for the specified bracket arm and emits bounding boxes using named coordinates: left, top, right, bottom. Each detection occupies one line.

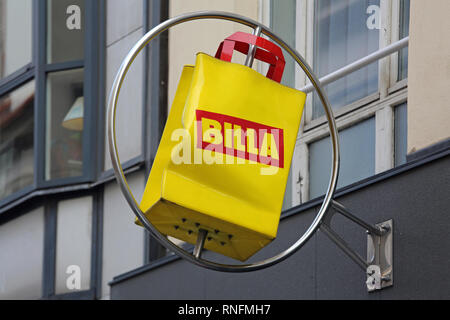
left=331, top=200, right=386, bottom=236
left=320, top=200, right=393, bottom=292
left=319, top=223, right=368, bottom=271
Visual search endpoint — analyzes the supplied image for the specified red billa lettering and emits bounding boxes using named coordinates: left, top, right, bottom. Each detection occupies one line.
left=196, top=110, right=284, bottom=168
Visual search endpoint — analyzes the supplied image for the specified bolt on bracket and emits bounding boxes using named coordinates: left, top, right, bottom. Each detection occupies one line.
left=367, top=219, right=393, bottom=291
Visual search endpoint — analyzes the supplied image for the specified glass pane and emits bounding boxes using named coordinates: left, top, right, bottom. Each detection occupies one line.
left=0, top=80, right=34, bottom=199
left=398, top=0, right=410, bottom=80
left=0, top=207, right=44, bottom=299
left=271, top=0, right=296, bottom=210
left=45, top=69, right=84, bottom=180
left=313, top=0, right=380, bottom=118
left=309, top=117, right=375, bottom=199
left=55, top=196, right=92, bottom=294
left=0, top=0, right=32, bottom=80
left=394, top=102, right=408, bottom=166
left=47, top=0, right=85, bottom=63
left=271, top=0, right=296, bottom=87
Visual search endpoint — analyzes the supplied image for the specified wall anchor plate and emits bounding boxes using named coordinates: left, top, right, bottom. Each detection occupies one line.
left=367, top=219, right=393, bottom=292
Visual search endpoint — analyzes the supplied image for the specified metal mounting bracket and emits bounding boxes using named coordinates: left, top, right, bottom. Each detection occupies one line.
left=320, top=200, right=393, bottom=292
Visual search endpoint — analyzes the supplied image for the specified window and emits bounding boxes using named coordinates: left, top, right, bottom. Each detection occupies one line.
left=47, top=0, right=85, bottom=63
left=0, top=80, right=34, bottom=199
left=0, top=0, right=103, bottom=300
left=44, top=0, right=87, bottom=183
left=309, top=118, right=375, bottom=199
left=55, top=196, right=92, bottom=294
left=41, top=191, right=102, bottom=299
left=0, top=0, right=34, bottom=201
left=268, top=0, right=410, bottom=206
left=313, top=0, right=379, bottom=118
left=398, top=0, right=410, bottom=81
left=0, top=0, right=101, bottom=205
left=394, top=102, right=407, bottom=166
left=0, top=0, right=32, bottom=82
left=270, top=0, right=296, bottom=87
left=45, top=69, right=84, bottom=180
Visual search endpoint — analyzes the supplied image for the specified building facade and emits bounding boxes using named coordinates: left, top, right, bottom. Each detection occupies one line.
left=0, top=0, right=449, bottom=300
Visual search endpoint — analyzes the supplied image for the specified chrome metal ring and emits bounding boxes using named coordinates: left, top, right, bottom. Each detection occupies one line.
left=107, top=11, right=340, bottom=272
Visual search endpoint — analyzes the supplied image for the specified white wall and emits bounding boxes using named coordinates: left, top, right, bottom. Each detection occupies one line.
left=104, top=0, right=144, bottom=170
left=168, top=0, right=260, bottom=110
left=408, top=0, right=450, bottom=153
left=101, top=171, right=146, bottom=299
left=0, top=207, right=45, bottom=300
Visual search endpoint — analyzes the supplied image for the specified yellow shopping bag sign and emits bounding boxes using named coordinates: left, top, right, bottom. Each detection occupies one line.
left=139, top=32, right=306, bottom=261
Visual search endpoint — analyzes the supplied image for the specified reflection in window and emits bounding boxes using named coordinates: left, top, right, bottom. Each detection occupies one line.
left=394, top=103, right=408, bottom=166
left=0, top=81, right=34, bottom=199
left=313, top=0, right=380, bottom=118
left=0, top=0, right=32, bottom=80
left=46, top=69, right=84, bottom=180
left=398, top=0, right=410, bottom=81
left=47, top=0, right=85, bottom=63
left=309, top=118, right=375, bottom=199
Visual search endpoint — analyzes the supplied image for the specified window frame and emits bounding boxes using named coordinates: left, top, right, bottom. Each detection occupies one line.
left=41, top=188, right=103, bottom=300
left=37, top=0, right=100, bottom=188
left=0, top=1, right=34, bottom=87
left=282, top=0, right=410, bottom=206
left=0, top=0, right=38, bottom=204
left=0, top=0, right=103, bottom=208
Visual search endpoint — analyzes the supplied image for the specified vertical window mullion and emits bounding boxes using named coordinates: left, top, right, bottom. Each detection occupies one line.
left=35, top=0, right=47, bottom=189
left=378, top=0, right=392, bottom=99
left=375, top=0, right=394, bottom=177
left=82, top=0, right=97, bottom=181
left=304, top=0, right=314, bottom=123
left=394, top=102, right=408, bottom=166
left=91, top=187, right=103, bottom=299
left=291, top=142, right=309, bottom=205
left=296, top=0, right=315, bottom=202
left=389, top=0, right=401, bottom=87
left=292, top=0, right=309, bottom=206
left=397, top=0, right=410, bottom=81
left=375, top=105, right=394, bottom=173
left=42, top=200, right=57, bottom=298
left=96, top=0, right=106, bottom=180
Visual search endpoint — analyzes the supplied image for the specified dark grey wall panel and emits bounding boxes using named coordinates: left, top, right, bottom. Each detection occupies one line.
left=111, top=155, right=450, bottom=300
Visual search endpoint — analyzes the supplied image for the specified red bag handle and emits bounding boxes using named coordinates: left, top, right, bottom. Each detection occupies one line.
left=215, top=32, right=286, bottom=83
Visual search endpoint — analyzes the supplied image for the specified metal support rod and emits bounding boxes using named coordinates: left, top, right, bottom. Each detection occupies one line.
left=193, top=229, right=208, bottom=259
left=300, top=36, right=409, bottom=93
left=332, top=200, right=385, bottom=236
left=244, top=26, right=262, bottom=67
left=320, top=223, right=368, bottom=271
